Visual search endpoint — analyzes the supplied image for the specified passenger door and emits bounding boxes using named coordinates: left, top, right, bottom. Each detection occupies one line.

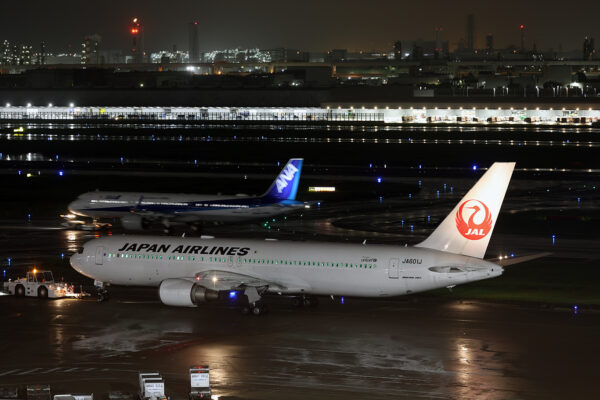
left=388, top=258, right=399, bottom=279
left=95, top=246, right=105, bottom=265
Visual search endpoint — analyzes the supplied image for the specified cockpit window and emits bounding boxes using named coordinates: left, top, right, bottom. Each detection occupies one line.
left=77, top=247, right=84, bottom=254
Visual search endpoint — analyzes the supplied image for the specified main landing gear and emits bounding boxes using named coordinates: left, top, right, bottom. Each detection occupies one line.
left=239, top=286, right=269, bottom=316
left=240, top=301, right=269, bottom=316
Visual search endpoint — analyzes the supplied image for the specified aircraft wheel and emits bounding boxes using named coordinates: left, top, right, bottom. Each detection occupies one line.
left=38, top=286, right=48, bottom=299
left=97, top=289, right=109, bottom=302
left=302, top=296, right=319, bottom=307
left=292, top=297, right=303, bottom=307
left=252, top=303, right=268, bottom=316
left=240, top=305, right=251, bottom=315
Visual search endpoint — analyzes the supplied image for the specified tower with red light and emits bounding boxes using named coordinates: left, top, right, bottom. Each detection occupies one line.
left=520, top=24, right=525, bottom=53
left=130, top=17, right=144, bottom=63
left=188, top=20, right=201, bottom=63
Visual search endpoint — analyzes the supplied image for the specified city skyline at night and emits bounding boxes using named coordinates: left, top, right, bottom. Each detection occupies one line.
left=1, top=0, right=598, bottom=53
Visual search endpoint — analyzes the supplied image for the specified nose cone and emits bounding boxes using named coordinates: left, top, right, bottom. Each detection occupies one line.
left=68, top=200, right=84, bottom=216
left=70, top=253, right=90, bottom=278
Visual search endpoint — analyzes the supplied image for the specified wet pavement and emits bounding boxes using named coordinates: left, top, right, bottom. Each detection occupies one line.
left=0, top=290, right=598, bottom=399
left=0, top=172, right=598, bottom=398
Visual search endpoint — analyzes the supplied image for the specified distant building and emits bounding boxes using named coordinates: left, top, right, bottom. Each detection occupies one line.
left=188, top=21, right=200, bottom=63
left=82, top=35, right=101, bottom=64
left=393, top=41, right=402, bottom=60
left=326, top=49, right=348, bottom=62
left=435, top=28, right=444, bottom=58
left=466, top=14, right=475, bottom=51
left=485, top=34, right=494, bottom=54
left=412, top=44, right=423, bottom=61
left=38, top=41, right=47, bottom=65
left=1, top=40, right=12, bottom=65
left=583, top=37, right=595, bottom=60
left=18, top=44, right=32, bottom=65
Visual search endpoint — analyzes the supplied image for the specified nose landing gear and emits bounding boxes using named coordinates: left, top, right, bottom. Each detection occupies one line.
left=94, top=280, right=110, bottom=302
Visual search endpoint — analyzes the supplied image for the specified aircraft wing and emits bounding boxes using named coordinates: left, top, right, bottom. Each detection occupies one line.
left=193, top=269, right=311, bottom=293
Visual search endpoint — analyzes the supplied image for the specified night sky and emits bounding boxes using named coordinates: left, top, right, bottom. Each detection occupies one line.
left=2, top=0, right=599, bottom=52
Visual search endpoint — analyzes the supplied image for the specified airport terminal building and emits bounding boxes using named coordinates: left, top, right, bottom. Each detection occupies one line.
left=1, top=102, right=599, bottom=125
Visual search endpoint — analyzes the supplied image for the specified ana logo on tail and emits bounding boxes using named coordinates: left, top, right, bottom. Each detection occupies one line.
left=276, top=164, right=299, bottom=193
left=455, top=199, right=492, bottom=240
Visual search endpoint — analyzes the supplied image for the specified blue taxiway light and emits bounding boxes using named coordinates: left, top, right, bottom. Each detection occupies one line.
left=7, top=258, right=11, bottom=266
left=472, top=164, right=478, bottom=171
left=376, top=177, right=382, bottom=183
left=340, top=297, right=345, bottom=304
left=229, top=291, right=237, bottom=299
left=58, top=170, right=64, bottom=176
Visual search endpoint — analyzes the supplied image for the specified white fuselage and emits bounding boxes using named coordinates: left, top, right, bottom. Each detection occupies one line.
left=68, top=192, right=304, bottom=222
left=70, top=236, right=502, bottom=298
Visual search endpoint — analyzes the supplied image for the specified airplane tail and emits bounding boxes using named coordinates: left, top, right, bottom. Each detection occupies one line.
left=261, top=158, right=304, bottom=201
left=415, top=162, right=515, bottom=259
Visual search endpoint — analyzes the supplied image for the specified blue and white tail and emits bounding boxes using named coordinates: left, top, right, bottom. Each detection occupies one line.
left=261, top=158, right=304, bottom=201
left=415, top=162, right=515, bottom=259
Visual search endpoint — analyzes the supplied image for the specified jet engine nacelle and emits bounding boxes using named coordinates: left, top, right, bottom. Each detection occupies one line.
left=158, top=278, right=219, bottom=307
left=120, top=214, right=150, bottom=230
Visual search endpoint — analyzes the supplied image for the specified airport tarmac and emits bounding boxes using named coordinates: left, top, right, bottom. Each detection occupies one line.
left=0, top=172, right=598, bottom=398
left=0, top=289, right=599, bottom=400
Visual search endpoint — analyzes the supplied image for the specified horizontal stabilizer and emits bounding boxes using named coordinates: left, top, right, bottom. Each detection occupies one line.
left=493, top=252, right=552, bottom=266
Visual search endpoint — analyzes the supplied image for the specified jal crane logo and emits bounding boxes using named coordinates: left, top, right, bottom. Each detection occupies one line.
left=455, top=199, right=493, bottom=240
left=276, top=163, right=299, bottom=193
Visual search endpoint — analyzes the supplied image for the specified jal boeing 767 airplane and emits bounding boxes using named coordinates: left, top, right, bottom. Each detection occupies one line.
left=71, top=162, right=515, bottom=315
left=66, top=158, right=306, bottom=231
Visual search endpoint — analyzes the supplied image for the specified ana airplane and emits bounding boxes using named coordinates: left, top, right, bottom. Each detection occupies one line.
left=71, top=162, right=515, bottom=315
left=66, top=158, right=306, bottom=231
